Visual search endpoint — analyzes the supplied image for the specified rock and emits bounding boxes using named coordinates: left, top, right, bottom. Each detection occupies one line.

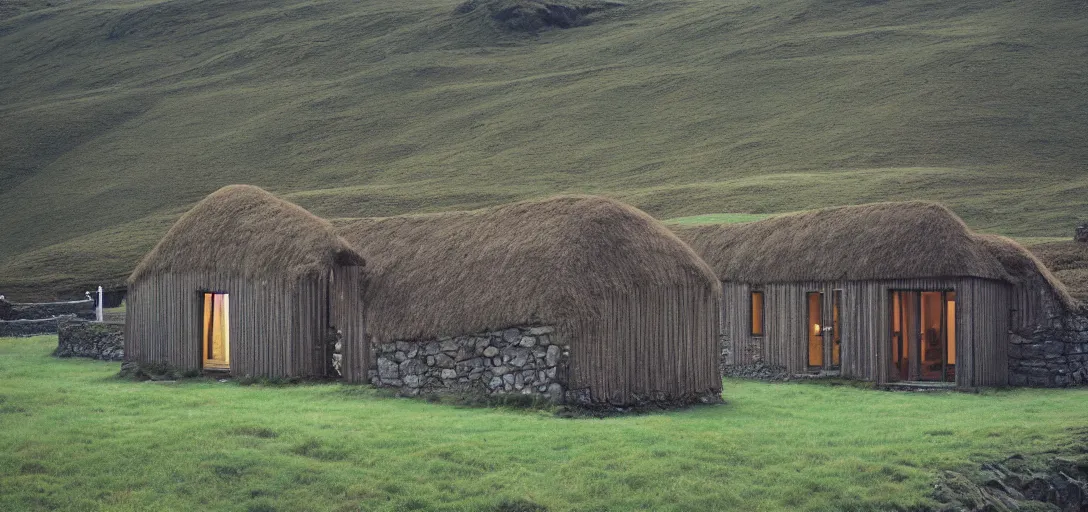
left=547, top=383, right=565, bottom=402
left=394, top=351, right=408, bottom=363
left=440, top=339, right=458, bottom=353
left=483, top=346, right=499, bottom=358
left=503, top=374, right=515, bottom=386
left=423, top=341, right=442, bottom=356
left=493, top=366, right=510, bottom=376
left=400, top=360, right=426, bottom=376
left=502, top=328, right=520, bottom=343
left=519, top=336, right=537, bottom=348
left=404, top=375, right=422, bottom=388
left=509, top=348, right=530, bottom=367
left=377, top=358, right=400, bottom=380
left=456, top=346, right=475, bottom=362
left=395, top=341, right=412, bottom=353
left=441, top=369, right=457, bottom=380
left=488, top=377, right=503, bottom=390
left=434, top=354, right=455, bottom=369
left=546, top=345, right=560, bottom=367
left=527, top=326, right=554, bottom=336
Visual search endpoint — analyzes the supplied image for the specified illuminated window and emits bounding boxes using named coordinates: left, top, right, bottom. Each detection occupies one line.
left=751, top=291, right=764, bottom=336
left=202, top=292, right=230, bottom=370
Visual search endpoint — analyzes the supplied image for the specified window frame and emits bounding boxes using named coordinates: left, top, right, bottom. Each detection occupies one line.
left=750, top=289, right=765, bottom=337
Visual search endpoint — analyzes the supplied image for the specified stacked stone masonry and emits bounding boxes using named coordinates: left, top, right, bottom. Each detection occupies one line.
left=0, top=298, right=95, bottom=321
left=0, top=316, right=76, bottom=337
left=1010, top=311, right=1088, bottom=387
left=55, top=319, right=125, bottom=361
left=370, top=326, right=569, bottom=402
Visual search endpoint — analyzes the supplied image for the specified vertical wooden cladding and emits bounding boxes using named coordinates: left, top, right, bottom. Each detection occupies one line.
left=568, top=280, right=721, bottom=404
left=126, top=269, right=365, bottom=379
left=720, top=277, right=1013, bottom=387
left=330, top=266, right=368, bottom=383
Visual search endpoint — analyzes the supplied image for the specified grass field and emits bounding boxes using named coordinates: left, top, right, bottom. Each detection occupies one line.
left=1, top=0, right=1087, bottom=299
left=4, top=336, right=1088, bottom=511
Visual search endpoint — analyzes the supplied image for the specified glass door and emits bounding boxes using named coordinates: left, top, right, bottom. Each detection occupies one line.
left=890, top=291, right=955, bottom=382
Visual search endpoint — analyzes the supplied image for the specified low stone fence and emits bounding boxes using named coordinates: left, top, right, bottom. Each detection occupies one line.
left=0, top=316, right=77, bottom=337
left=1010, top=313, right=1088, bottom=387
left=370, top=326, right=569, bottom=402
left=55, top=319, right=124, bottom=361
left=0, top=298, right=95, bottom=321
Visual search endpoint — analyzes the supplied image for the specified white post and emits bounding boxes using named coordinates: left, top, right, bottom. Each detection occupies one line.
left=96, top=286, right=104, bottom=323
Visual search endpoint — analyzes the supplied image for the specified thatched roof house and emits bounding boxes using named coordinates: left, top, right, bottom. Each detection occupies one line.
left=339, top=195, right=722, bottom=406
left=674, top=201, right=1078, bottom=388
left=126, top=185, right=367, bottom=379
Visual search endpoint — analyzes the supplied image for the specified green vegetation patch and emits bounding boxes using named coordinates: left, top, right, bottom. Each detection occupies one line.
left=4, top=336, right=1088, bottom=511
left=1, top=0, right=1087, bottom=298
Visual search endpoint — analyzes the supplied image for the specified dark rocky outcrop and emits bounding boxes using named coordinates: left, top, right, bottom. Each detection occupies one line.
left=935, top=452, right=1088, bottom=511
left=1076, top=225, right=1088, bottom=244
left=455, top=0, right=623, bottom=33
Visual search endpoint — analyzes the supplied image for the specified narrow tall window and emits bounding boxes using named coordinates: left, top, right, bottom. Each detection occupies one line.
left=751, top=291, right=764, bottom=336
left=807, top=292, right=824, bottom=368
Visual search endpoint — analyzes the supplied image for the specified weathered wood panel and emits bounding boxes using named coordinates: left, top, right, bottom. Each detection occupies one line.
left=720, top=278, right=1012, bottom=387
left=331, top=266, right=368, bottom=383
left=126, top=270, right=363, bottom=379
left=568, top=280, right=721, bottom=404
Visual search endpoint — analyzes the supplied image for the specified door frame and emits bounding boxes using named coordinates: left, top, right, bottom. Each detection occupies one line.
left=888, top=289, right=956, bottom=383
left=200, top=290, right=231, bottom=371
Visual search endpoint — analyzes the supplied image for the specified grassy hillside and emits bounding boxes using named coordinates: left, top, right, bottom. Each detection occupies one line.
left=6, top=336, right=1088, bottom=511
left=1, top=0, right=1086, bottom=298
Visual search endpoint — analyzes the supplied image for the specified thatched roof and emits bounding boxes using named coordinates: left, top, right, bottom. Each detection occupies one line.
left=673, top=201, right=1077, bottom=307
left=130, top=185, right=363, bottom=282
left=338, top=195, right=720, bottom=341
left=1030, top=241, right=1088, bottom=304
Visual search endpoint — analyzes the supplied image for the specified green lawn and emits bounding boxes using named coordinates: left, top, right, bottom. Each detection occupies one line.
left=3, top=337, right=1088, bottom=511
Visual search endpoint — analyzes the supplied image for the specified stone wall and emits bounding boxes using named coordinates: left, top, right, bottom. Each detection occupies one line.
left=370, top=326, right=569, bottom=402
left=1010, top=312, right=1088, bottom=387
left=55, top=319, right=124, bottom=361
left=0, top=316, right=75, bottom=337
left=0, top=298, right=95, bottom=321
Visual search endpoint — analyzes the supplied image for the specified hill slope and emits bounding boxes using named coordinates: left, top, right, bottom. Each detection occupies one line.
left=1, top=0, right=1086, bottom=298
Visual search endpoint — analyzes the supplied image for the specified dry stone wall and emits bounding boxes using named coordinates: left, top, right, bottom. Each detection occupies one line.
left=55, top=319, right=124, bottom=361
left=369, top=326, right=569, bottom=402
left=0, top=316, right=76, bottom=337
left=0, top=298, right=95, bottom=321
left=1010, top=312, right=1088, bottom=387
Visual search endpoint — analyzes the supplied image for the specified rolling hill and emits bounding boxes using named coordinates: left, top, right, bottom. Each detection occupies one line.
left=1, top=0, right=1086, bottom=299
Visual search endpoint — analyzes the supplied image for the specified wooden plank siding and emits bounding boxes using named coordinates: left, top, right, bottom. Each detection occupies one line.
left=125, top=270, right=363, bottom=378
left=720, top=278, right=1016, bottom=387
left=569, top=281, right=720, bottom=404
left=330, top=266, right=368, bottom=383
